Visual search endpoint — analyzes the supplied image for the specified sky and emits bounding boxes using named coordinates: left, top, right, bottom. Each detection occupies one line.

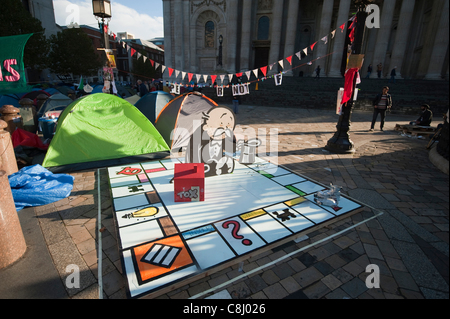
left=52, top=0, right=164, bottom=40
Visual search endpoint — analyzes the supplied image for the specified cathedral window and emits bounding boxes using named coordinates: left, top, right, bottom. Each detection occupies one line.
left=257, top=16, right=270, bottom=40
left=205, top=21, right=215, bottom=48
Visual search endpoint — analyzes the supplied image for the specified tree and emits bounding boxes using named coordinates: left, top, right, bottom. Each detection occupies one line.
left=0, top=0, right=50, bottom=71
left=131, top=49, right=157, bottom=81
left=48, top=28, right=102, bottom=77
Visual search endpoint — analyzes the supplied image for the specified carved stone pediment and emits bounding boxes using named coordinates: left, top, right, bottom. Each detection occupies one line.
left=191, top=0, right=227, bottom=13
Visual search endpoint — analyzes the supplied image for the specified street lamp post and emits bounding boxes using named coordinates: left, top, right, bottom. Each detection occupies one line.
left=218, top=35, right=223, bottom=68
left=92, top=0, right=112, bottom=51
left=92, top=0, right=112, bottom=93
left=325, top=1, right=371, bottom=154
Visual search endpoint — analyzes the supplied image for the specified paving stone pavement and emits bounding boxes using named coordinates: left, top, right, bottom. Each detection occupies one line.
left=3, top=105, right=448, bottom=300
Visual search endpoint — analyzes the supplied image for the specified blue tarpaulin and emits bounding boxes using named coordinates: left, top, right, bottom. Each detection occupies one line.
left=8, top=165, right=74, bottom=211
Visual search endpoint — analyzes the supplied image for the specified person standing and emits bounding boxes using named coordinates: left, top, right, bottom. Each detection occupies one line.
left=137, top=80, right=148, bottom=97
left=389, top=67, right=397, bottom=83
left=377, top=63, right=383, bottom=78
left=370, top=86, right=392, bottom=132
left=365, top=64, right=373, bottom=79
left=315, top=65, right=321, bottom=79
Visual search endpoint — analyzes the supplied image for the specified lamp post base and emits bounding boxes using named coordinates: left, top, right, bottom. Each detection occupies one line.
left=325, top=103, right=356, bottom=154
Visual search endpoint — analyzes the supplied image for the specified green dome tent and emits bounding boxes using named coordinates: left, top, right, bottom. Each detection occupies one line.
left=134, top=91, right=174, bottom=124
left=42, top=93, right=170, bottom=172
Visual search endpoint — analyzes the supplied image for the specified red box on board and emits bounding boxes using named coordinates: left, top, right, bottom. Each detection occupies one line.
left=174, top=163, right=205, bottom=202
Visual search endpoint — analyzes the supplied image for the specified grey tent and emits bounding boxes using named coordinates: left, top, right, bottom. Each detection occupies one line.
left=134, top=91, right=174, bottom=124
left=37, top=93, right=73, bottom=118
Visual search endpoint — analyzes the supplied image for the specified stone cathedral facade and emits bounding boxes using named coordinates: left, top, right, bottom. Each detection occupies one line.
left=162, top=0, right=448, bottom=80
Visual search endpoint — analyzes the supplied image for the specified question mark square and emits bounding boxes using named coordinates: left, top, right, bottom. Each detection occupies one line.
left=216, top=218, right=265, bottom=255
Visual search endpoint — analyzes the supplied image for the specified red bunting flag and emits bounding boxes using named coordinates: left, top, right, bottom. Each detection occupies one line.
left=113, top=33, right=116, bottom=40
left=188, top=73, right=193, bottom=82
left=149, top=59, right=154, bottom=67
left=211, top=75, right=217, bottom=84
left=340, top=23, right=346, bottom=32
left=130, top=48, right=136, bottom=57
left=260, top=66, right=267, bottom=76
left=103, top=24, right=108, bottom=34
left=348, top=17, right=357, bottom=43
left=286, top=56, right=293, bottom=65
left=236, top=72, right=243, bottom=78
left=168, top=68, right=174, bottom=77
left=310, top=42, right=317, bottom=51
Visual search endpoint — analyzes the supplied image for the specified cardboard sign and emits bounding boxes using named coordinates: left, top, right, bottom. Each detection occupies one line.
left=347, top=54, right=365, bottom=70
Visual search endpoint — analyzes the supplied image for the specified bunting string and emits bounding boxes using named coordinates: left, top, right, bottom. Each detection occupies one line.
left=103, top=14, right=355, bottom=94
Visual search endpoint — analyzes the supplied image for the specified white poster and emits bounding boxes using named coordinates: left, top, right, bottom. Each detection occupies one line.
left=274, top=73, right=283, bottom=86
left=170, top=83, right=180, bottom=95
left=216, top=86, right=224, bottom=97
left=336, top=88, right=344, bottom=115
left=232, top=84, right=250, bottom=96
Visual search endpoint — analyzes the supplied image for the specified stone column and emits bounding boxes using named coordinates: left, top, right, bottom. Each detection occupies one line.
left=183, top=0, right=191, bottom=73
left=314, top=0, right=335, bottom=76
left=283, top=0, right=300, bottom=76
left=227, top=0, right=239, bottom=73
left=389, top=0, right=416, bottom=79
left=0, top=169, right=27, bottom=270
left=268, top=0, right=284, bottom=75
left=162, top=0, right=173, bottom=80
left=425, top=0, right=449, bottom=80
left=240, top=0, right=253, bottom=71
left=328, top=0, right=352, bottom=77
left=173, top=0, right=184, bottom=71
left=369, top=0, right=397, bottom=78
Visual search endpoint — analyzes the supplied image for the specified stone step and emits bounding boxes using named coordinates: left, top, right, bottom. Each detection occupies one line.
left=199, top=77, right=449, bottom=116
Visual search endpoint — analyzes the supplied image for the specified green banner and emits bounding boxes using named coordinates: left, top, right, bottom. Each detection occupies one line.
left=0, top=33, right=33, bottom=95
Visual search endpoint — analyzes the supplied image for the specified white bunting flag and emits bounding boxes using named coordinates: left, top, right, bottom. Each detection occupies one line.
left=175, top=70, right=180, bottom=78
left=203, top=74, right=208, bottom=83
left=303, top=48, right=308, bottom=56
left=220, top=74, right=225, bottom=84
left=228, top=74, right=234, bottom=82
left=321, top=35, right=328, bottom=44
left=161, top=65, right=166, bottom=74
left=252, top=69, right=259, bottom=78
left=155, top=62, right=160, bottom=69
left=278, top=60, right=284, bottom=69
left=245, top=70, right=251, bottom=81
left=331, top=30, right=336, bottom=38
left=181, top=72, right=186, bottom=80
left=196, top=74, right=201, bottom=83
left=296, top=51, right=302, bottom=60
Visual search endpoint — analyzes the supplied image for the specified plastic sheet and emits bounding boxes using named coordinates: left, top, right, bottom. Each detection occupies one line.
left=8, top=164, right=74, bottom=211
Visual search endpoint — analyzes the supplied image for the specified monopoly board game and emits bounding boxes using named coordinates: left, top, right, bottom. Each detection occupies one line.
left=108, top=156, right=363, bottom=299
